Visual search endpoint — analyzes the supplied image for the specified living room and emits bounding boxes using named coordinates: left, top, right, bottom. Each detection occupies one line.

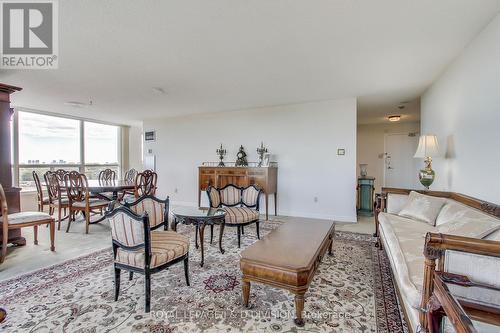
left=1, top=1, right=500, bottom=332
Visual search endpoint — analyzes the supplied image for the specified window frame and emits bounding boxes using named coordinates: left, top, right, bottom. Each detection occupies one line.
left=13, top=109, right=123, bottom=190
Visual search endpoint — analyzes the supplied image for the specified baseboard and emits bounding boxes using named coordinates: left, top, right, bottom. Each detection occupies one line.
left=170, top=200, right=357, bottom=223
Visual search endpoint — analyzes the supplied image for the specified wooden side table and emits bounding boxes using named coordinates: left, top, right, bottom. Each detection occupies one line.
left=427, top=271, right=500, bottom=333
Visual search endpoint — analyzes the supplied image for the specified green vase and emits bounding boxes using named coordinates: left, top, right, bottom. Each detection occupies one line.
left=419, top=168, right=435, bottom=189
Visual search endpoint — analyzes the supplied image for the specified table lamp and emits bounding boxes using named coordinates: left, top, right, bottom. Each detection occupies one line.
left=414, top=135, right=439, bottom=189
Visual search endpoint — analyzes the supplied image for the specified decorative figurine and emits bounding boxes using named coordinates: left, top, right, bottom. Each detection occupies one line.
left=359, top=164, right=368, bottom=177
left=235, top=145, right=248, bottom=166
left=216, top=144, right=227, bottom=167
left=257, top=142, right=268, bottom=167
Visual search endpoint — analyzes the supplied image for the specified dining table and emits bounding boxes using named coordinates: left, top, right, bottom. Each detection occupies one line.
left=86, top=179, right=135, bottom=200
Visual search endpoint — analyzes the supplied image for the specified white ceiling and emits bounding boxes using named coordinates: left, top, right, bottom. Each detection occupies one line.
left=2, top=0, right=500, bottom=126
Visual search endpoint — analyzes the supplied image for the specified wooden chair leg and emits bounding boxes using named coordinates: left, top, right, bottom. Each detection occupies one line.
left=85, top=208, right=90, bottom=234
left=145, top=271, right=151, bottom=313
left=114, top=267, right=121, bottom=301
left=237, top=226, right=241, bottom=248
left=1, top=227, right=7, bottom=264
left=66, top=210, right=73, bottom=233
left=49, top=222, right=55, bottom=251
left=34, top=225, right=38, bottom=245
left=210, top=225, right=214, bottom=244
left=184, top=256, right=190, bottom=286
left=129, top=271, right=133, bottom=281
left=256, top=221, right=260, bottom=240
left=241, top=225, right=245, bottom=235
left=57, top=207, right=62, bottom=230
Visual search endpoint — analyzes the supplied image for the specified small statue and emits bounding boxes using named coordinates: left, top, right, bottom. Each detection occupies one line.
left=235, top=145, right=248, bottom=166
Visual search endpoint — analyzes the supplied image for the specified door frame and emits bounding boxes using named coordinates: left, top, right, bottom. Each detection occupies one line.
left=382, top=132, right=419, bottom=188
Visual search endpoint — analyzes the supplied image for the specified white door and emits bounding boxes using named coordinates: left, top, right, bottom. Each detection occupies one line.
left=384, top=133, right=419, bottom=188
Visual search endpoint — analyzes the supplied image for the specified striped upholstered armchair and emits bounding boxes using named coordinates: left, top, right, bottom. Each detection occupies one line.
left=106, top=204, right=190, bottom=312
left=207, top=184, right=262, bottom=248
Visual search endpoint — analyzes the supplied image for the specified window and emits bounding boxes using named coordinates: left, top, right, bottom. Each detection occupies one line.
left=14, top=111, right=122, bottom=190
left=84, top=122, right=120, bottom=179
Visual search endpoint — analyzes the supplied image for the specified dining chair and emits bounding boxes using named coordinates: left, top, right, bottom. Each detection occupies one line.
left=106, top=205, right=190, bottom=312
left=1, top=183, right=55, bottom=264
left=45, top=172, right=69, bottom=230
left=64, top=171, right=109, bottom=234
left=32, top=171, right=49, bottom=213
left=124, top=168, right=138, bottom=182
left=54, top=169, right=68, bottom=182
left=98, top=169, right=117, bottom=182
left=134, top=170, right=158, bottom=198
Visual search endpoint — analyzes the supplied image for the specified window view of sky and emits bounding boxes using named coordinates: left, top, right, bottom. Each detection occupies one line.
left=18, top=112, right=118, bottom=165
left=84, top=122, right=119, bottom=164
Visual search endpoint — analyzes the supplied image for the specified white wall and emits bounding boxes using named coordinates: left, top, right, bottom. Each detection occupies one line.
left=128, top=125, right=143, bottom=171
left=143, top=98, right=357, bottom=222
left=357, top=121, right=420, bottom=193
left=421, top=13, right=500, bottom=204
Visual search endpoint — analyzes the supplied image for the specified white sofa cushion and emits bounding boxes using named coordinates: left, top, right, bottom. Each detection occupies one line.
left=378, top=212, right=437, bottom=309
left=386, top=193, right=409, bottom=214
left=437, top=218, right=500, bottom=239
left=398, top=191, right=446, bottom=225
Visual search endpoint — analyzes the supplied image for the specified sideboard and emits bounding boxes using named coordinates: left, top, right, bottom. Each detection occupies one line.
left=198, top=166, right=277, bottom=220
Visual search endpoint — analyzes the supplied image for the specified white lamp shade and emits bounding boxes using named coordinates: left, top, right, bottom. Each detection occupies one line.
left=414, top=135, right=439, bottom=158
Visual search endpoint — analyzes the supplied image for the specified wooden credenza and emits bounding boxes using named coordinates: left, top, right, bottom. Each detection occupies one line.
left=198, top=166, right=278, bottom=220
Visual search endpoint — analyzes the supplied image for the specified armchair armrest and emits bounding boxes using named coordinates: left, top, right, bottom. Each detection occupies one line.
left=420, top=232, right=500, bottom=331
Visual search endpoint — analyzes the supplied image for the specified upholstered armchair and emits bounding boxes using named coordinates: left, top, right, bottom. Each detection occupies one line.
left=207, top=184, right=262, bottom=248
left=106, top=205, right=190, bottom=312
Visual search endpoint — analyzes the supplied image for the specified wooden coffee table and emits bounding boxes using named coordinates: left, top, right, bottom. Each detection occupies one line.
left=240, top=220, right=335, bottom=326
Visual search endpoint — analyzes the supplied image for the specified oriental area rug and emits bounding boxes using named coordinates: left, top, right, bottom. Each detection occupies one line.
left=0, top=220, right=405, bottom=332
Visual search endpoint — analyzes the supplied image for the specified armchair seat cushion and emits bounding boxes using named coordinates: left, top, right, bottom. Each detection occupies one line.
left=224, top=207, right=259, bottom=224
left=72, top=199, right=109, bottom=209
left=8, top=212, right=53, bottom=225
left=115, top=231, right=189, bottom=269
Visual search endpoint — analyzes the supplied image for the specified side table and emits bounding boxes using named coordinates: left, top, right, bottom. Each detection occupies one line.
left=172, top=207, right=226, bottom=267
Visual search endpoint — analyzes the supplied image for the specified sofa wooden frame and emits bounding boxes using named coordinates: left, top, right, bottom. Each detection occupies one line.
left=207, top=184, right=263, bottom=248
left=375, top=187, right=500, bottom=332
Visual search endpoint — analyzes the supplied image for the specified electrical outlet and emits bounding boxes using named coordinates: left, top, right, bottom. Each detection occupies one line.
left=337, top=149, right=345, bottom=155
left=314, top=197, right=318, bottom=203
left=174, top=188, right=178, bottom=194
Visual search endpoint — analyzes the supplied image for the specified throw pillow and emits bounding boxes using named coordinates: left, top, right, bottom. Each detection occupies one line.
left=398, top=191, right=446, bottom=225
left=437, top=217, right=500, bottom=239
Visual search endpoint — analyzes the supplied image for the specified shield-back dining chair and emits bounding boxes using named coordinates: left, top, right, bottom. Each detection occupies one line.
left=1, top=183, right=55, bottom=264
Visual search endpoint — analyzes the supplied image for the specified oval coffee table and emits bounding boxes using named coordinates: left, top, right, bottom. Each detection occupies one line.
left=171, top=207, right=226, bottom=267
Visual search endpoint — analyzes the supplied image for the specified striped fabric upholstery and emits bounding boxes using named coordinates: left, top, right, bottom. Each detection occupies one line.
left=115, top=231, right=189, bottom=268
left=220, top=186, right=241, bottom=206
left=108, top=212, right=145, bottom=247
left=129, top=198, right=166, bottom=228
left=242, top=186, right=259, bottom=206
left=208, top=188, right=221, bottom=208
left=224, top=207, right=260, bottom=224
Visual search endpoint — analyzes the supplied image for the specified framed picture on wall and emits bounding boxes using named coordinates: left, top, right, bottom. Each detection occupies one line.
left=144, top=130, right=156, bottom=142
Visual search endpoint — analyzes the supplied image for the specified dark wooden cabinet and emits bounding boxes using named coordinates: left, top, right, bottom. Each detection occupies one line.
left=198, top=166, right=278, bottom=220
left=0, top=83, right=25, bottom=246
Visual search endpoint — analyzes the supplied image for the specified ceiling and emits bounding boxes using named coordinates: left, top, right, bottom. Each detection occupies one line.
left=2, top=0, right=500, bottom=126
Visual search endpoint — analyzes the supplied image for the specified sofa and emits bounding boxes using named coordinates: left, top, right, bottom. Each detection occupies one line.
left=375, top=188, right=500, bottom=332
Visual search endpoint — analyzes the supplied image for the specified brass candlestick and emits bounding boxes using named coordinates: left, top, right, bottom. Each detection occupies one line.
left=257, top=142, right=268, bottom=167
left=216, top=144, right=227, bottom=167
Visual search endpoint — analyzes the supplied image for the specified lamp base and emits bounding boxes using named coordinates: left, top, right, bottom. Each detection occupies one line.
left=418, top=168, right=435, bottom=189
